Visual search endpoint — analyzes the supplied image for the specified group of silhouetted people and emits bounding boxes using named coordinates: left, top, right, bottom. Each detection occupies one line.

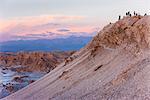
left=118, top=11, right=148, bottom=20
left=126, top=11, right=132, bottom=17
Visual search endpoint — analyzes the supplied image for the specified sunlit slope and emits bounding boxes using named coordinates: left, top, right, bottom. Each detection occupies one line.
left=2, top=15, right=150, bottom=100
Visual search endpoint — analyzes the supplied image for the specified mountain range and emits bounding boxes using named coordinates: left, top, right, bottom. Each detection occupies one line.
left=0, top=36, right=92, bottom=52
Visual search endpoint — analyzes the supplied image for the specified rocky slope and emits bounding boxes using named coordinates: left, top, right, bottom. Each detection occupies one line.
left=2, top=15, right=150, bottom=100
left=0, top=51, right=74, bottom=99
left=0, top=51, right=74, bottom=72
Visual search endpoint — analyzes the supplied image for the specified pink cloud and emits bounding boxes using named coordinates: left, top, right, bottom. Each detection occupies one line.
left=0, top=15, right=99, bottom=42
left=0, top=15, right=84, bottom=30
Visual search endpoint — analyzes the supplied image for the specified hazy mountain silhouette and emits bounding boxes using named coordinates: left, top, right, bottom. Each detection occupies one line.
left=0, top=36, right=92, bottom=52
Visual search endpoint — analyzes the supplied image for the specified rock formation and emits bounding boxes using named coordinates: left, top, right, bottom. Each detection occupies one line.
left=0, top=51, right=74, bottom=72
left=2, top=15, right=150, bottom=100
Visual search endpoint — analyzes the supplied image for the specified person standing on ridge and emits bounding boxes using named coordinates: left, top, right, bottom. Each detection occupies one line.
left=118, top=15, right=121, bottom=20
left=134, top=11, right=136, bottom=16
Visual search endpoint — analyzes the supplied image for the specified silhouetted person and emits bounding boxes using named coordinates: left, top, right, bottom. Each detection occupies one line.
left=144, top=13, right=147, bottom=16
left=129, top=14, right=132, bottom=17
left=127, top=11, right=130, bottom=15
left=136, top=13, right=138, bottom=16
left=134, top=11, right=136, bottom=16
left=118, top=15, right=121, bottom=20
left=138, top=15, right=141, bottom=19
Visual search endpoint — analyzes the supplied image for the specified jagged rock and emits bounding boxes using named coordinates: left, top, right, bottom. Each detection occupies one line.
left=12, top=76, right=28, bottom=83
left=0, top=51, right=74, bottom=72
left=28, top=80, right=35, bottom=84
left=3, top=83, right=14, bottom=93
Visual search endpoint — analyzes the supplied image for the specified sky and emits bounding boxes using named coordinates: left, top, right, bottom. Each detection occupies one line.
left=0, top=0, right=149, bottom=42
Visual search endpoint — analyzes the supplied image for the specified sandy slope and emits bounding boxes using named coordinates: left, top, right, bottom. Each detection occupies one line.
left=2, top=15, right=150, bottom=100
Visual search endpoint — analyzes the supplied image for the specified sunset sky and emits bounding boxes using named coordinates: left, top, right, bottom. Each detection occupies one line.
left=0, top=0, right=149, bottom=42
